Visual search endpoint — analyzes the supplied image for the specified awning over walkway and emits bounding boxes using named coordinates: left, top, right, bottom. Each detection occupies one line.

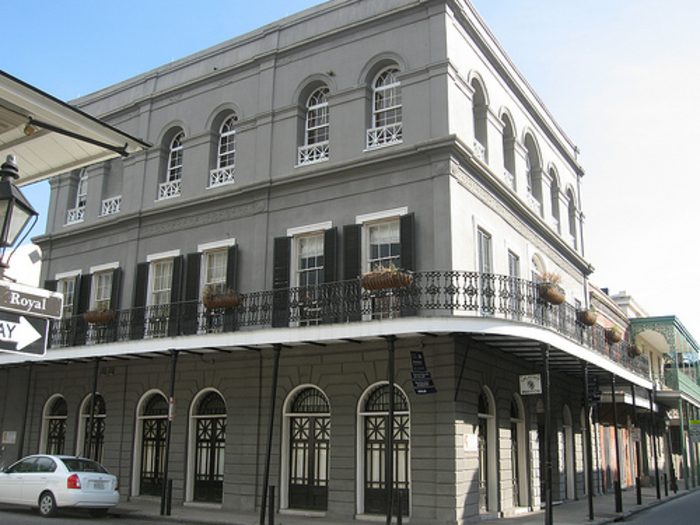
left=0, top=70, right=150, bottom=186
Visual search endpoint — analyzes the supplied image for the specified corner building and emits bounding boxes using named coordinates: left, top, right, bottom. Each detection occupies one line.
left=0, top=1, right=658, bottom=523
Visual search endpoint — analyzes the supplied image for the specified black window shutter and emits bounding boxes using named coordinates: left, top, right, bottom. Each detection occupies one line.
left=400, top=213, right=417, bottom=317
left=110, top=267, right=123, bottom=311
left=44, top=280, right=58, bottom=292
left=132, top=262, right=149, bottom=340
left=400, top=212, right=415, bottom=272
left=107, top=267, right=122, bottom=342
left=183, top=253, right=202, bottom=336
left=169, top=256, right=184, bottom=336
left=343, top=224, right=362, bottom=322
left=226, top=244, right=239, bottom=290
left=273, top=237, right=291, bottom=290
left=185, top=253, right=202, bottom=301
left=272, top=236, right=291, bottom=327
left=322, top=228, right=338, bottom=324
left=323, top=227, right=337, bottom=284
left=343, top=224, right=362, bottom=280
left=223, top=244, right=239, bottom=332
left=74, top=274, right=91, bottom=346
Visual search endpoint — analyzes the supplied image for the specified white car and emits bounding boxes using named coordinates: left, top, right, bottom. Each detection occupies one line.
left=0, top=455, right=119, bottom=517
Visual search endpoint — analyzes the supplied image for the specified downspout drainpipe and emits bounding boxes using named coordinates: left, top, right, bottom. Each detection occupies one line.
left=18, top=363, right=33, bottom=458
left=684, top=400, right=696, bottom=488
left=679, top=399, right=689, bottom=490
left=582, top=361, right=594, bottom=520
left=542, top=343, right=553, bottom=525
left=650, top=385, right=661, bottom=499
left=86, top=357, right=101, bottom=460
left=385, top=335, right=397, bottom=525
left=160, top=349, right=179, bottom=516
left=260, top=344, right=281, bottom=525
left=632, top=385, right=641, bottom=505
left=611, top=374, right=622, bottom=513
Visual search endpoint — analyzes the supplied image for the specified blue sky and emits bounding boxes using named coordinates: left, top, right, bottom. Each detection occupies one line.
left=5, top=0, right=700, bottom=337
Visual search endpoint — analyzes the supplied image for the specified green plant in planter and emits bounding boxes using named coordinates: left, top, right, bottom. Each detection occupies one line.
left=605, top=325, right=623, bottom=344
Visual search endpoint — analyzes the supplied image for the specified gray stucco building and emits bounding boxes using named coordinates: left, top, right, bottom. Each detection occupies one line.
left=0, top=1, right=660, bottom=523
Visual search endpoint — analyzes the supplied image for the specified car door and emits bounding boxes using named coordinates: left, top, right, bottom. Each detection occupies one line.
left=20, top=457, right=56, bottom=505
left=0, top=458, right=37, bottom=504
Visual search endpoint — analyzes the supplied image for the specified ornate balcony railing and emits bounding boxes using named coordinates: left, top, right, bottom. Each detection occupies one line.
left=298, top=141, right=329, bottom=165
left=158, top=179, right=182, bottom=200
left=49, top=271, right=649, bottom=378
left=101, top=196, right=122, bottom=216
left=66, top=206, right=85, bottom=225
left=366, top=123, right=403, bottom=149
left=209, top=167, right=235, bottom=188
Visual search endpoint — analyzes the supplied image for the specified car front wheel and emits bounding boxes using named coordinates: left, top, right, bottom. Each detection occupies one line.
left=38, top=491, right=57, bottom=518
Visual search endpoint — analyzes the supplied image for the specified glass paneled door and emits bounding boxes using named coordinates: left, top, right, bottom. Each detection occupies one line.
left=289, top=388, right=330, bottom=511
left=363, top=384, right=410, bottom=516
left=140, top=394, right=168, bottom=496
left=193, top=392, right=226, bottom=503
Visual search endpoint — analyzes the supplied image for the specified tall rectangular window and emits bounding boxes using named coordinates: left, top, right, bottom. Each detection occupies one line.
left=368, top=221, right=400, bottom=270
left=508, top=251, right=519, bottom=278
left=93, top=272, right=113, bottom=311
left=204, top=250, right=227, bottom=293
left=151, top=260, right=173, bottom=306
left=59, top=279, right=75, bottom=319
left=298, top=235, right=324, bottom=288
left=477, top=229, right=492, bottom=275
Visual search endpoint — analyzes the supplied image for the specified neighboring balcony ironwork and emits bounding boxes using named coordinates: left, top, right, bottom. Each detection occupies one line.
left=49, top=271, right=649, bottom=378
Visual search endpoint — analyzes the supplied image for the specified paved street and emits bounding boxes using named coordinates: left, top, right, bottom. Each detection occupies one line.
left=622, top=488, right=700, bottom=524
left=0, top=504, right=137, bottom=524
left=1, top=488, right=699, bottom=525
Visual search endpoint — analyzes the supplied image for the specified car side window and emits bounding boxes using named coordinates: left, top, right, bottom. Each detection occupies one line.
left=35, top=457, right=57, bottom=473
left=8, top=458, right=37, bottom=473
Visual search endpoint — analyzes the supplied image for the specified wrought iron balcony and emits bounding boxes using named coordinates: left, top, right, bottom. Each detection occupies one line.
left=49, top=271, right=648, bottom=378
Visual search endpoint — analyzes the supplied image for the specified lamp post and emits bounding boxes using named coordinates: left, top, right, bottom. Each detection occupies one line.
left=0, top=155, right=38, bottom=275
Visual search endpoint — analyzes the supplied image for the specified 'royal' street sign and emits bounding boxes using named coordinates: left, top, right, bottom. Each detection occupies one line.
left=0, top=281, right=63, bottom=320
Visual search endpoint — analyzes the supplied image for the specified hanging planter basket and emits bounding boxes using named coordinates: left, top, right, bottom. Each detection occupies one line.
left=202, top=293, right=243, bottom=310
left=83, top=309, right=115, bottom=324
left=538, top=283, right=565, bottom=305
left=628, top=344, right=643, bottom=358
left=605, top=327, right=623, bottom=344
left=576, top=309, right=597, bottom=326
left=361, top=269, right=413, bottom=291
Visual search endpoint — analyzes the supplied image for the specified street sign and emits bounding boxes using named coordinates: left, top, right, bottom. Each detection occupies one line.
left=0, top=311, right=48, bottom=355
left=630, top=427, right=642, bottom=442
left=520, top=374, right=542, bottom=395
left=0, top=281, right=63, bottom=319
left=690, top=420, right=700, bottom=443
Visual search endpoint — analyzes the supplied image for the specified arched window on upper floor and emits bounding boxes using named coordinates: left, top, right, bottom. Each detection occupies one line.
left=524, top=133, right=543, bottom=217
left=66, top=168, right=88, bottom=225
left=298, top=86, right=330, bottom=165
left=159, top=130, right=184, bottom=200
left=501, top=113, right=516, bottom=190
left=367, top=67, right=402, bottom=149
left=471, top=78, right=488, bottom=162
left=549, top=167, right=561, bottom=234
left=210, top=114, right=237, bottom=188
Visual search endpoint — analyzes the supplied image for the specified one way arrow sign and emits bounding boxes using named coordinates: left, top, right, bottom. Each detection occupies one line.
left=0, top=312, right=48, bottom=355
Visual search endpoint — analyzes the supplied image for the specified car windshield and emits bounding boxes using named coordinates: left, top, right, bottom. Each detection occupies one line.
left=59, top=458, right=109, bottom=474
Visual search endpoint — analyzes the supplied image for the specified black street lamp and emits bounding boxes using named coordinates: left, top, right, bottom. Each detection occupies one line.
left=0, top=155, right=38, bottom=272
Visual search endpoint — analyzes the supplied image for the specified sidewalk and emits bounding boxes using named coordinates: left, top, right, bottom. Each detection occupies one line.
left=112, top=486, right=698, bottom=525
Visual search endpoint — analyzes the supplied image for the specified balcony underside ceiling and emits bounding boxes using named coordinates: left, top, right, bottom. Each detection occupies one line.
left=0, top=316, right=651, bottom=391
